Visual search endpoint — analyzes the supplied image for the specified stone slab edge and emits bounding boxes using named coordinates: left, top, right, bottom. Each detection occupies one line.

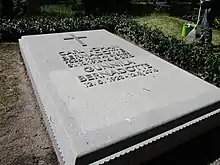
left=91, top=108, right=220, bottom=164
left=18, top=35, right=220, bottom=165
left=19, top=39, right=65, bottom=165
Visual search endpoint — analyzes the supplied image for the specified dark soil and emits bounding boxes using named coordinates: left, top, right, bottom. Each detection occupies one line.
left=0, top=43, right=58, bottom=165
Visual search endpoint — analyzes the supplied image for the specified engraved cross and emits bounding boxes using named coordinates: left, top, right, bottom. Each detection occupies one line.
left=64, top=34, right=87, bottom=47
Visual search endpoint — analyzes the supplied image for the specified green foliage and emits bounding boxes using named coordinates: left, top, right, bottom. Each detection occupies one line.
left=82, top=0, right=130, bottom=15
left=25, top=0, right=42, bottom=15
left=0, top=14, right=126, bottom=40
left=0, top=15, right=219, bottom=87
left=215, top=18, right=220, bottom=29
left=13, top=0, right=27, bottom=16
left=115, top=20, right=220, bottom=87
left=1, top=0, right=27, bottom=17
left=40, top=4, right=76, bottom=17
left=40, top=3, right=85, bottom=17
left=131, top=0, right=156, bottom=3
left=69, top=0, right=83, bottom=11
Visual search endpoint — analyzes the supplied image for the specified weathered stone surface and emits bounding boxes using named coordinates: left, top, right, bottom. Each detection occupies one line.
left=19, top=30, right=220, bottom=165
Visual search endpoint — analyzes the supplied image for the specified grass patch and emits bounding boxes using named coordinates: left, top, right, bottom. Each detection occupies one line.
left=135, top=13, right=220, bottom=46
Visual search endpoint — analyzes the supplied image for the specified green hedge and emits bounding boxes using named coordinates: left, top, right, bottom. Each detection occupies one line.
left=82, top=0, right=130, bottom=15
left=116, top=20, right=220, bottom=87
left=0, top=15, right=219, bottom=87
left=0, top=14, right=126, bottom=41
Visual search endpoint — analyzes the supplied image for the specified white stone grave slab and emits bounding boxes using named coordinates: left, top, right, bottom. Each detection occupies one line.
left=19, top=29, right=220, bottom=165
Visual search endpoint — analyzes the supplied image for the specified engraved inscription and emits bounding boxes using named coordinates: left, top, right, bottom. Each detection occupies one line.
left=78, top=59, right=159, bottom=88
left=59, top=46, right=134, bottom=68
left=58, top=45, right=159, bottom=88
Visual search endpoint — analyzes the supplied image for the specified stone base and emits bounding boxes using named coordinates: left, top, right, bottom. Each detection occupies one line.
left=19, top=30, right=220, bottom=165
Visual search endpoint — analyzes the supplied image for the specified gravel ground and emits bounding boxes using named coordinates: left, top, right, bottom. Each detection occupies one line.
left=0, top=43, right=58, bottom=165
left=0, top=42, right=220, bottom=165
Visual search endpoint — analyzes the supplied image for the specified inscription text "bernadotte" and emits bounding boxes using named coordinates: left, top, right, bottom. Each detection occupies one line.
left=77, top=59, right=159, bottom=88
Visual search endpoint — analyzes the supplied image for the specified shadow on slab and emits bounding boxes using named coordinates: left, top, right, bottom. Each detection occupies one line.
left=143, top=126, right=220, bottom=165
